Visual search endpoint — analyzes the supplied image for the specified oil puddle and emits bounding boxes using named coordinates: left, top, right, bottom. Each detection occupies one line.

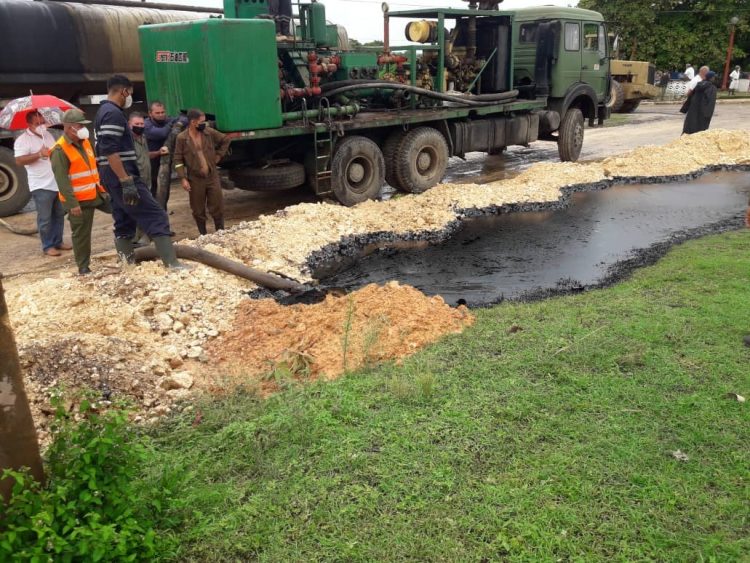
left=318, top=171, right=750, bottom=307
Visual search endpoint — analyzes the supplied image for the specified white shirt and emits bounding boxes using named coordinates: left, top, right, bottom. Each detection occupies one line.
left=13, top=129, right=58, bottom=192
left=729, top=69, right=740, bottom=87
left=684, top=67, right=695, bottom=80
left=686, top=75, right=702, bottom=93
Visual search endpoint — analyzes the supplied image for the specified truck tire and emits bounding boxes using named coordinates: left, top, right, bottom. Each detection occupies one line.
left=606, top=79, right=624, bottom=112
left=394, top=127, right=449, bottom=193
left=619, top=99, right=642, bottom=113
left=382, top=130, right=406, bottom=189
left=331, top=136, right=384, bottom=206
left=0, top=147, right=31, bottom=218
left=557, top=108, right=584, bottom=162
left=228, top=162, right=305, bottom=191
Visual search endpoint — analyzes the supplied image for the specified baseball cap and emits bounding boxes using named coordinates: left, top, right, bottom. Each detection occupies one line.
left=61, top=109, right=91, bottom=124
left=706, top=71, right=717, bottom=79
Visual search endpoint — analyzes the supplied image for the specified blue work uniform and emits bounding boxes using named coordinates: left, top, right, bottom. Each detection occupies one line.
left=94, top=101, right=171, bottom=239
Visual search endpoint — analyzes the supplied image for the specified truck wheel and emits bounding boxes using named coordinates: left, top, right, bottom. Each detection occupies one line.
left=619, top=99, right=642, bottom=113
left=0, top=147, right=31, bottom=218
left=606, top=79, right=624, bottom=112
left=394, top=127, right=449, bottom=193
left=228, top=162, right=305, bottom=191
left=557, top=108, right=584, bottom=162
left=382, top=130, right=406, bottom=189
left=331, top=136, right=384, bottom=206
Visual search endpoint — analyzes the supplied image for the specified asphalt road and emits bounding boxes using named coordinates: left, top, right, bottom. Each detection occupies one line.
left=2, top=101, right=748, bottom=279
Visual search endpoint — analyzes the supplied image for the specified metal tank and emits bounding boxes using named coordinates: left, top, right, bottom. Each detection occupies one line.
left=0, top=0, right=219, bottom=98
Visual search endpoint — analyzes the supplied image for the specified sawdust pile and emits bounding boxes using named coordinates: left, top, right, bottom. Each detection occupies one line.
left=209, top=281, right=473, bottom=384
left=192, top=130, right=750, bottom=280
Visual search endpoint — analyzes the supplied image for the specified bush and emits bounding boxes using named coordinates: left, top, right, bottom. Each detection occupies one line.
left=0, top=400, right=172, bottom=561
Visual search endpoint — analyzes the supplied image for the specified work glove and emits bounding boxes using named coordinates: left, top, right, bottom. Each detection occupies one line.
left=121, top=177, right=140, bottom=206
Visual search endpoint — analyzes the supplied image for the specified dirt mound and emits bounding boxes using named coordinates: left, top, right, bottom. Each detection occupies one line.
left=208, top=282, right=474, bottom=387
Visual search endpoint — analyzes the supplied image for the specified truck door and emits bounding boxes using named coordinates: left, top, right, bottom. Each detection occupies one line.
left=560, top=21, right=582, bottom=89
left=581, top=21, right=607, bottom=100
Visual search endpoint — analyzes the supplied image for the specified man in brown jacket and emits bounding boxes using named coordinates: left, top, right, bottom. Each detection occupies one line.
left=174, top=108, right=231, bottom=235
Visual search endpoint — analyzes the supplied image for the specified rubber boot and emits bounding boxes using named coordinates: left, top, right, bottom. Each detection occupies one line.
left=214, top=218, right=225, bottom=232
left=114, top=237, right=135, bottom=265
left=196, top=220, right=207, bottom=236
left=152, top=236, right=189, bottom=270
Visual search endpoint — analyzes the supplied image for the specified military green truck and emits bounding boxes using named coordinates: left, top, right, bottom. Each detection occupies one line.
left=138, top=1, right=610, bottom=206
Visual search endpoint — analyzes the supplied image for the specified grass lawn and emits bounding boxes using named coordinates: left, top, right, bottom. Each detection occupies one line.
left=143, top=230, right=750, bottom=562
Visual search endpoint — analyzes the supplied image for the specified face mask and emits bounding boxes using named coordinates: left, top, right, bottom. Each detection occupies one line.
left=33, top=124, right=47, bottom=135
left=76, top=127, right=90, bottom=140
left=131, top=125, right=145, bottom=136
left=196, top=122, right=207, bottom=132
left=123, top=94, right=133, bottom=109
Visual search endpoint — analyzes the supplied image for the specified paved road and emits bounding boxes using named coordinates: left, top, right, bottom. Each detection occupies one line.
left=2, top=101, right=748, bottom=279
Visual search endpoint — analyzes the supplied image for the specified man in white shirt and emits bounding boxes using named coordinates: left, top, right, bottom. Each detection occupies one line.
left=729, top=65, right=741, bottom=95
left=13, top=111, right=71, bottom=256
left=684, top=64, right=695, bottom=80
left=687, top=66, right=708, bottom=96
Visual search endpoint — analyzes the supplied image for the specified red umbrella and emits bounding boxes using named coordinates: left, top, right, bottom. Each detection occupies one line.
left=0, top=94, right=80, bottom=131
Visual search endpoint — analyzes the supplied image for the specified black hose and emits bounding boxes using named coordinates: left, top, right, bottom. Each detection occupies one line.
left=322, top=79, right=518, bottom=101
left=323, top=82, right=518, bottom=107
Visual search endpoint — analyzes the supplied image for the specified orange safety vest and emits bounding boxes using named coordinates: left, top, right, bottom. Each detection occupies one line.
left=53, top=136, right=104, bottom=203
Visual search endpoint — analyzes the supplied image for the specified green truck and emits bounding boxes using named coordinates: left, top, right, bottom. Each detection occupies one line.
left=140, top=0, right=610, bottom=206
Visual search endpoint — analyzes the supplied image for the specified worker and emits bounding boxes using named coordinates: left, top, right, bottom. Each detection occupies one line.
left=684, top=64, right=695, bottom=81
left=729, top=65, right=741, bottom=96
left=683, top=71, right=717, bottom=135
left=94, top=75, right=187, bottom=269
left=143, top=100, right=174, bottom=204
left=686, top=65, right=708, bottom=96
left=13, top=110, right=71, bottom=256
left=268, top=0, right=293, bottom=37
left=49, top=109, right=112, bottom=275
left=129, top=111, right=160, bottom=246
left=173, top=108, right=231, bottom=236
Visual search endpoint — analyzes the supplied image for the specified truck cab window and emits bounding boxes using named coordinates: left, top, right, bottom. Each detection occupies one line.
left=564, top=22, right=579, bottom=51
left=519, top=23, right=538, bottom=43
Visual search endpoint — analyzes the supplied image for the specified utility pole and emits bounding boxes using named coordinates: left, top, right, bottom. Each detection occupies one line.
left=721, top=16, right=740, bottom=90
left=0, top=274, right=44, bottom=503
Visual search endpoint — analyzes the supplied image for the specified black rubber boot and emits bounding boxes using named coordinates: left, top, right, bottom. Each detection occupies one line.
left=114, top=237, right=135, bottom=264
left=214, top=218, right=225, bottom=232
left=196, top=220, right=207, bottom=236
left=152, top=236, right=189, bottom=270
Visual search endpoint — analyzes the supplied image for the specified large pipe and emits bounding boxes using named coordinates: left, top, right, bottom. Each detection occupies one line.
left=41, top=0, right=223, bottom=14
left=134, top=245, right=309, bottom=293
left=281, top=104, right=360, bottom=122
left=324, top=82, right=518, bottom=106
left=0, top=274, right=44, bottom=504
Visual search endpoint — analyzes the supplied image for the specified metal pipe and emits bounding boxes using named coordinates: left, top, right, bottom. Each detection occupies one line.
left=38, top=0, right=223, bottom=14
left=281, top=104, right=360, bottom=122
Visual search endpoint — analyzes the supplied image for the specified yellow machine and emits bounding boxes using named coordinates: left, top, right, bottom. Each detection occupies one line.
left=607, top=59, right=660, bottom=113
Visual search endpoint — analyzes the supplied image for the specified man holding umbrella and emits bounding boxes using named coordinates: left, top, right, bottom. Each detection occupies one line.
left=13, top=110, right=71, bottom=256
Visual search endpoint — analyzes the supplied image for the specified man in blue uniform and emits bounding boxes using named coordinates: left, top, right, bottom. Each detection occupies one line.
left=94, top=75, right=186, bottom=269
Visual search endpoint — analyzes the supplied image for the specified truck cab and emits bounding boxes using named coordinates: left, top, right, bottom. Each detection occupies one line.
left=510, top=6, right=610, bottom=127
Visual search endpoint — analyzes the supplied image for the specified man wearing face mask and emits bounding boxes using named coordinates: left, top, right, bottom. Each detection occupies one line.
left=49, top=109, right=112, bottom=274
left=94, top=75, right=187, bottom=269
left=173, top=108, right=231, bottom=235
left=14, top=110, right=71, bottom=256
left=129, top=111, right=162, bottom=246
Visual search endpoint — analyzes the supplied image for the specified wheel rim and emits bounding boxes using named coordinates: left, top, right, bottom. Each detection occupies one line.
left=346, top=156, right=374, bottom=193
left=0, top=164, right=17, bottom=202
left=574, top=123, right=584, bottom=150
left=416, top=148, right=434, bottom=174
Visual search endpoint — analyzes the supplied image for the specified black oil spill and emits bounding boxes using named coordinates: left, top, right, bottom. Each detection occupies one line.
left=314, top=170, right=750, bottom=307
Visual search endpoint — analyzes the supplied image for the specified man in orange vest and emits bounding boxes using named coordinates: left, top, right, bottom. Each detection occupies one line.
left=50, top=109, right=112, bottom=275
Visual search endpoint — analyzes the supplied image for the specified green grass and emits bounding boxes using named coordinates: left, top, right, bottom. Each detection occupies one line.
left=143, top=231, right=750, bottom=562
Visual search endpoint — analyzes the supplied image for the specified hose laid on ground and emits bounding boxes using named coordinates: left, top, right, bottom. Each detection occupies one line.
left=323, top=82, right=518, bottom=107
left=134, top=244, right=309, bottom=293
left=0, top=218, right=37, bottom=236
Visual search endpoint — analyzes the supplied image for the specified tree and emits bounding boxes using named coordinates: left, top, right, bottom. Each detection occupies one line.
left=0, top=275, right=43, bottom=503
left=579, top=0, right=749, bottom=72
